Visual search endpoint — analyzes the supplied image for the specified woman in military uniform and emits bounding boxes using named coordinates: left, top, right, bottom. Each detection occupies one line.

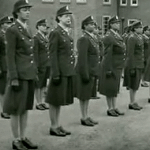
left=0, top=16, right=13, bottom=119
left=141, top=26, right=150, bottom=87
left=99, top=16, right=126, bottom=117
left=76, top=16, right=99, bottom=126
left=123, top=21, right=144, bottom=110
left=34, top=19, right=50, bottom=110
left=143, top=26, right=150, bottom=102
left=45, top=6, right=75, bottom=136
left=3, top=0, right=38, bottom=149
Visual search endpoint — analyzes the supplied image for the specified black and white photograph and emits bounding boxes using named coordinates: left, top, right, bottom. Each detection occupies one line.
left=0, top=0, right=150, bottom=150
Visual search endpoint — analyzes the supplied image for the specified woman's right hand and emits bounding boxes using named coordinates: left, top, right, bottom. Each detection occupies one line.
left=11, top=79, right=20, bottom=91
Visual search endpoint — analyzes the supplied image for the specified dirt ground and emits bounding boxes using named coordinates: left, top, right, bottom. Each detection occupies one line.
left=1, top=80, right=150, bottom=150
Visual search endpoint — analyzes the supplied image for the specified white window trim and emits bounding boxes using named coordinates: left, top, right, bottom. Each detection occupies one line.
left=128, top=19, right=138, bottom=26
left=130, top=0, right=138, bottom=6
left=60, top=0, right=71, bottom=3
left=103, top=0, right=111, bottom=5
left=76, top=0, right=87, bottom=3
left=102, top=15, right=111, bottom=35
left=120, top=0, right=127, bottom=6
left=42, top=0, right=54, bottom=3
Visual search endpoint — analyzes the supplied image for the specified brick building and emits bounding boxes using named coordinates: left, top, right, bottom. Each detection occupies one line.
left=0, top=0, right=149, bottom=38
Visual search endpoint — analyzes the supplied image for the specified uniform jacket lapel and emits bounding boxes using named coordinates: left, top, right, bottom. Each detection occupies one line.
left=57, top=25, right=73, bottom=42
left=15, top=21, right=32, bottom=38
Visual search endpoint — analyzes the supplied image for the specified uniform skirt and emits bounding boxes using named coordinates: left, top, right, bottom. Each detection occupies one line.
left=76, top=75, right=95, bottom=101
left=0, top=72, right=7, bottom=95
left=35, top=67, right=47, bottom=89
left=99, top=65, right=122, bottom=97
left=45, top=76, right=74, bottom=106
left=144, top=57, right=150, bottom=82
left=123, top=67, right=142, bottom=90
left=3, top=80, right=35, bottom=115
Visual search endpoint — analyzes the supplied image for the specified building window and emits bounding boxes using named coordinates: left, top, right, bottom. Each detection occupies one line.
left=128, top=19, right=138, bottom=26
left=76, top=0, right=86, bottom=4
left=130, top=0, right=138, bottom=6
left=120, top=0, right=127, bottom=6
left=102, top=15, right=111, bottom=34
left=42, top=0, right=54, bottom=3
left=60, top=0, right=71, bottom=3
left=103, top=0, right=111, bottom=5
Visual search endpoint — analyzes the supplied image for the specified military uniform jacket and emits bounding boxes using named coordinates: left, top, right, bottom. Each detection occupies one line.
left=102, top=29, right=126, bottom=72
left=76, top=31, right=100, bottom=79
left=5, top=21, right=37, bottom=80
left=143, top=34, right=150, bottom=61
left=49, top=25, right=75, bottom=77
left=0, top=30, right=7, bottom=72
left=126, top=32, right=144, bottom=69
left=34, top=32, right=50, bottom=68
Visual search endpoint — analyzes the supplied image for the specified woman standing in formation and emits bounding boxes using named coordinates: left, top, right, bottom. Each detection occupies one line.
left=76, top=16, right=99, bottom=126
left=34, top=19, right=50, bottom=110
left=99, top=16, right=126, bottom=117
left=123, top=21, right=144, bottom=110
left=46, top=6, right=75, bottom=136
left=143, top=26, right=150, bottom=102
left=0, top=16, right=13, bottom=119
left=141, top=26, right=150, bottom=87
left=3, top=0, right=38, bottom=149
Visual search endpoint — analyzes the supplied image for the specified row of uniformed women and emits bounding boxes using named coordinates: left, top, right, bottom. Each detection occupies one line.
left=2, top=1, right=150, bottom=150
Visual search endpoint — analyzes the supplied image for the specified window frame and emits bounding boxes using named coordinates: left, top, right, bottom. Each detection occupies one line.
left=76, top=0, right=87, bottom=4
left=60, top=0, right=71, bottom=3
left=103, top=0, right=111, bottom=5
left=130, top=0, right=138, bottom=7
left=120, top=0, right=127, bottom=6
left=102, top=15, right=111, bottom=35
left=42, top=0, right=54, bottom=3
left=128, top=19, right=138, bottom=26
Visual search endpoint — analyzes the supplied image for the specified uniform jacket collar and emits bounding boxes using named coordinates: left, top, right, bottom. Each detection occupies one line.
left=15, top=20, right=32, bottom=38
left=110, top=29, right=123, bottom=41
left=36, top=31, right=48, bottom=42
left=56, top=25, right=73, bottom=42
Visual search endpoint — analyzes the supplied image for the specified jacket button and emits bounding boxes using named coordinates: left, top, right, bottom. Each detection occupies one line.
left=30, top=54, right=33, bottom=56
left=31, top=60, right=33, bottom=63
left=71, top=62, right=73, bottom=64
left=48, top=56, right=50, bottom=58
left=30, top=46, right=33, bottom=49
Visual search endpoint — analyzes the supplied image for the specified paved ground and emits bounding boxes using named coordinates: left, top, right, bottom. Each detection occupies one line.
left=1, top=80, right=150, bottom=150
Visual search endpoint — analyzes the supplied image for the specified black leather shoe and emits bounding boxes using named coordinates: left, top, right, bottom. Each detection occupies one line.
left=114, top=108, right=125, bottom=115
left=36, top=104, right=45, bottom=110
left=12, top=140, right=27, bottom=150
left=1, top=112, right=10, bottom=119
left=41, top=103, right=49, bottom=109
left=134, top=102, right=143, bottom=109
left=107, top=110, right=119, bottom=117
left=128, top=103, right=141, bottom=110
left=22, top=138, right=38, bottom=149
left=50, top=128, right=66, bottom=137
left=148, top=98, right=150, bottom=103
left=80, top=118, right=95, bottom=126
left=58, top=126, right=71, bottom=135
left=87, top=117, right=98, bottom=125
left=141, top=82, right=149, bottom=87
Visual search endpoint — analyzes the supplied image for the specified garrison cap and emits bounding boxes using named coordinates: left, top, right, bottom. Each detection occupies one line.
left=131, top=21, right=142, bottom=29
left=36, top=19, right=49, bottom=29
left=108, top=16, right=120, bottom=24
left=13, top=0, right=32, bottom=14
left=0, top=16, right=13, bottom=26
left=81, top=16, right=95, bottom=29
left=56, top=6, right=72, bottom=16
left=143, top=25, right=149, bottom=32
